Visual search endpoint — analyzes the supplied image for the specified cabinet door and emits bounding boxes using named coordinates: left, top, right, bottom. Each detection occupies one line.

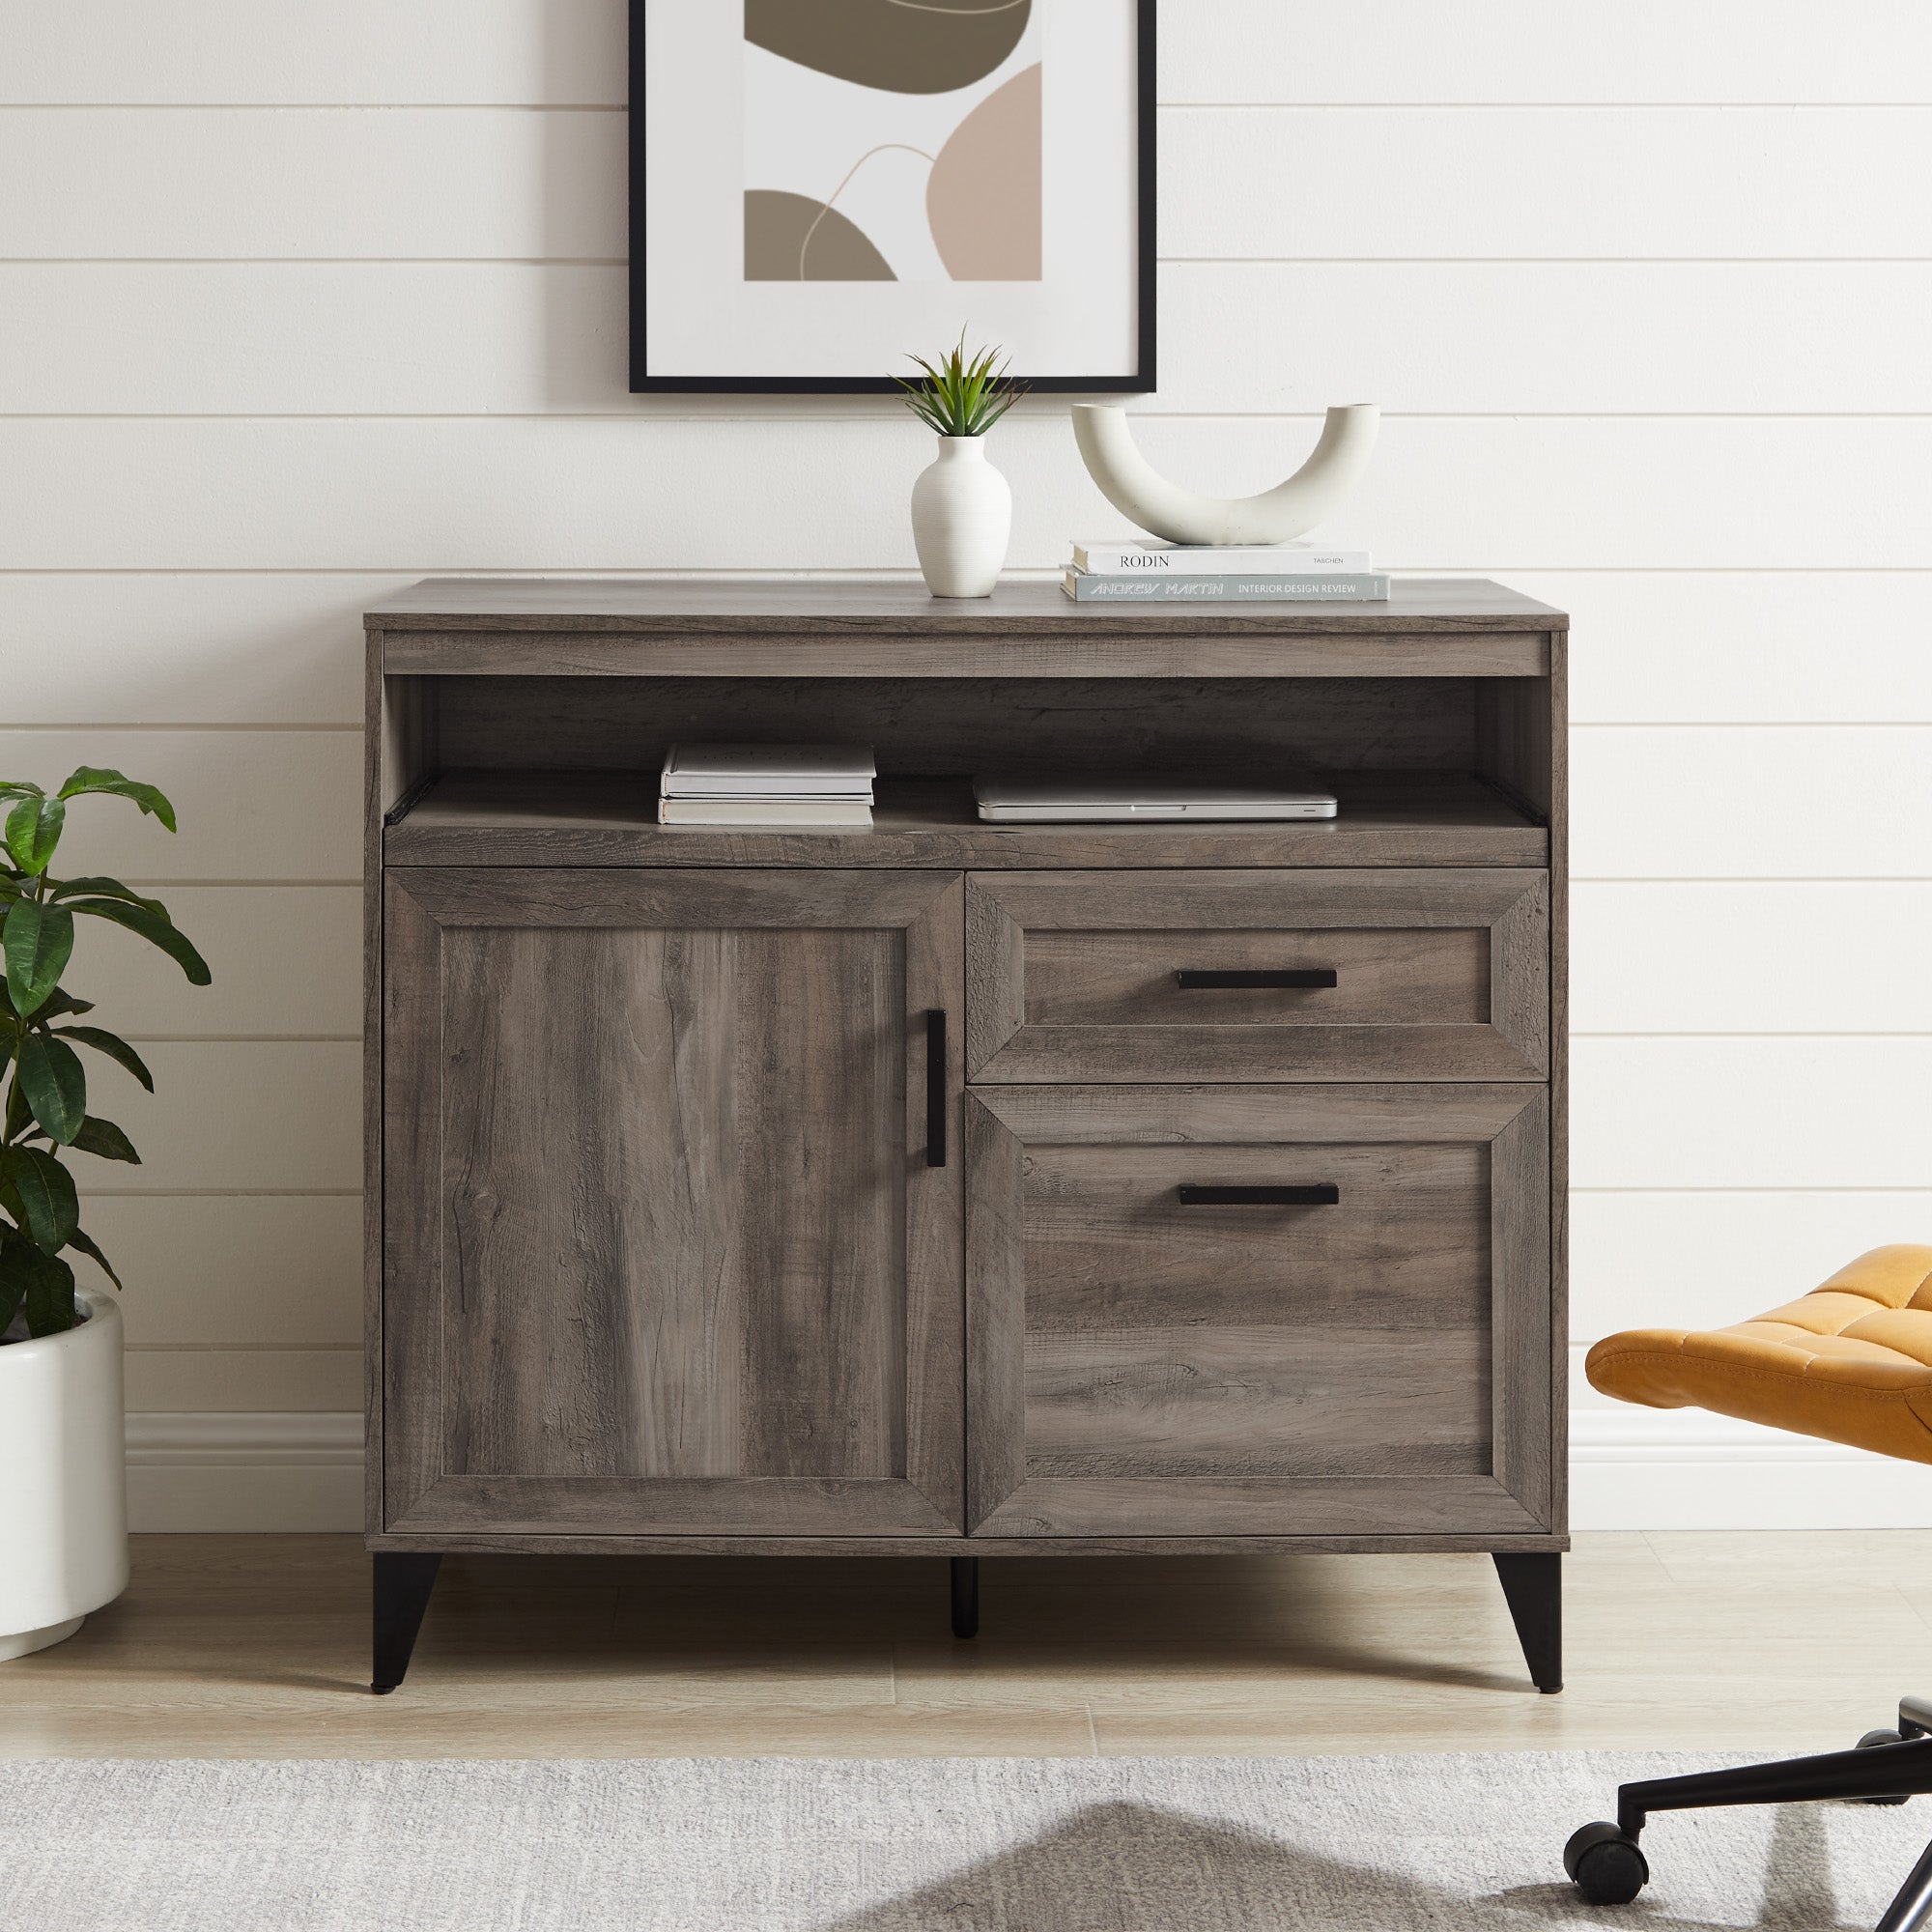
left=966, top=1084, right=1552, bottom=1537
left=381, top=868, right=964, bottom=1537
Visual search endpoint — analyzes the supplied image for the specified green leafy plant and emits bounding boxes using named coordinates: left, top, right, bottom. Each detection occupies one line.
left=0, top=769, right=211, bottom=1341
left=895, top=334, right=1027, bottom=438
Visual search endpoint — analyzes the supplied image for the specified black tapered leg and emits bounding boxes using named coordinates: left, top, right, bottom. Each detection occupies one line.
left=371, top=1552, right=441, bottom=1693
left=951, top=1557, right=980, bottom=1639
left=1493, top=1551, right=1562, bottom=1693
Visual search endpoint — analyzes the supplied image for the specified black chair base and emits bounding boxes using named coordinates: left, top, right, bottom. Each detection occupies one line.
left=1568, top=1705, right=1932, bottom=1929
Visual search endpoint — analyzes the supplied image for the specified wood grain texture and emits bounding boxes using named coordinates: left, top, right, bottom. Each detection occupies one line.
left=971, top=1084, right=1550, bottom=1148
left=368, top=582, right=1564, bottom=1566
left=371, top=576, right=1567, bottom=638
left=1492, top=1090, right=1555, bottom=1527
left=1018, top=928, right=1492, bottom=1027
left=978, top=1478, right=1545, bottom=1540
left=902, top=879, right=969, bottom=1528
left=363, top=634, right=387, bottom=1533
left=964, top=1097, right=1028, bottom=1533
left=380, top=868, right=964, bottom=1538
left=965, top=1084, right=1550, bottom=1538
left=379, top=875, right=440, bottom=1528
left=1545, top=637, right=1571, bottom=1536
left=1019, top=1143, right=1489, bottom=1335
left=369, top=658, right=447, bottom=1530
left=432, top=674, right=1484, bottom=775
left=732, top=928, right=903, bottom=1481
left=399, top=626, right=1554, bottom=680
left=967, top=868, right=1553, bottom=934
left=364, top=1530, right=1570, bottom=1556
left=435, top=923, right=745, bottom=1480
left=965, top=1025, right=1541, bottom=1088
left=1475, top=677, right=1555, bottom=825
left=390, top=774, right=1549, bottom=872
left=966, top=868, right=1548, bottom=1081
left=391, top=1477, right=956, bottom=1538
left=388, top=865, right=955, bottom=931
left=1025, top=1326, right=1492, bottom=1478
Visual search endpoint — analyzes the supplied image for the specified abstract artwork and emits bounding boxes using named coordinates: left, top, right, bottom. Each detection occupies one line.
left=743, top=1, right=1041, bottom=285
left=632, top=0, right=1152, bottom=391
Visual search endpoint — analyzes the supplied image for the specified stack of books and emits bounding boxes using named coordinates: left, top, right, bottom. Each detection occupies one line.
left=1063, top=540, right=1389, bottom=603
left=658, top=743, right=876, bottom=828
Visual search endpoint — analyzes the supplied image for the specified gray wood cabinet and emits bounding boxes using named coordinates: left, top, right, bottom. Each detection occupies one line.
left=363, top=579, right=1569, bottom=1692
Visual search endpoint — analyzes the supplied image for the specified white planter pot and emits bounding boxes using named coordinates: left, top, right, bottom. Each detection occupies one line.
left=910, top=435, right=1011, bottom=598
left=0, top=1285, right=128, bottom=1661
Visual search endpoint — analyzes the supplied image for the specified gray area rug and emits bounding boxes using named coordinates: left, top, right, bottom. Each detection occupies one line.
left=1, top=1753, right=1925, bottom=1930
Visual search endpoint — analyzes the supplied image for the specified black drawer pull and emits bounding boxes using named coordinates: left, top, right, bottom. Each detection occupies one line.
left=1175, top=969, right=1338, bottom=989
left=1178, top=1184, right=1341, bottom=1207
left=925, top=1009, right=947, bottom=1169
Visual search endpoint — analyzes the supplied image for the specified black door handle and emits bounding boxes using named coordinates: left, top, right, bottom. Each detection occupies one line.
left=1175, top=969, right=1338, bottom=989
left=1178, top=1184, right=1341, bottom=1207
left=925, top=1009, right=947, bottom=1169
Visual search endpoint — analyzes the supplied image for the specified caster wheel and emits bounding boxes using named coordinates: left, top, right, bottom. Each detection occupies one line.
left=1858, top=1729, right=1912, bottom=1804
left=1564, top=1822, right=1649, bottom=1906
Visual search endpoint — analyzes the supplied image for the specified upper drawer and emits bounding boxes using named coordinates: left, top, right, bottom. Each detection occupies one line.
left=967, top=869, right=1548, bottom=1083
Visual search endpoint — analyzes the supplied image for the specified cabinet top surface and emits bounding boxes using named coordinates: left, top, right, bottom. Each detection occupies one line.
left=366, top=576, right=1568, bottom=634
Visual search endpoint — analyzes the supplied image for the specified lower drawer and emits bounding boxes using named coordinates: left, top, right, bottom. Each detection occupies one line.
left=965, top=1083, right=1555, bottom=1538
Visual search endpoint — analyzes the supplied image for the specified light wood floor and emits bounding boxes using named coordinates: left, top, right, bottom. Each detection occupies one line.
left=4, top=1532, right=1927, bottom=1760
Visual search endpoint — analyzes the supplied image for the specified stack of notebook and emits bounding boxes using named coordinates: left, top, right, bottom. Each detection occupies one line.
left=659, top=743, right=876, bottom=828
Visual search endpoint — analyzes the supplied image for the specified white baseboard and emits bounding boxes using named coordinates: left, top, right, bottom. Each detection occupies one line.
left=122, top=1409, right=1932, bottom=1534
left=1570, top=1408, right=1932, bottom=1531
left=126, top=1412, right=362, bottom=1532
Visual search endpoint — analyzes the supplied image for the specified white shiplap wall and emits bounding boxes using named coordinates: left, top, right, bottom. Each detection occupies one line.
left=5, top=1, right=1929, bottom=1530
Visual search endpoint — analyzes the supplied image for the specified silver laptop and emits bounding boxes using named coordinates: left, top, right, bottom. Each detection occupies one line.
left=974, top=776, right=1337, bottom=823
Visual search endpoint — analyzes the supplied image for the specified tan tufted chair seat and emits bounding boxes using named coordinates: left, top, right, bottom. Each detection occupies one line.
left=1587, top=1244, right=1932, bottom=1465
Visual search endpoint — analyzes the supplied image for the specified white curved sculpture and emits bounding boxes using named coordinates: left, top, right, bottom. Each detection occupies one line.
left=1073, top=402, right=1379, bottom=548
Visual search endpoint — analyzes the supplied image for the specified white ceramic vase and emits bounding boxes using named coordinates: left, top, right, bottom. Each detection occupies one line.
left=0, top=1285, right=128, bottom=1661
left=910, top=435, right=1011, bottom=598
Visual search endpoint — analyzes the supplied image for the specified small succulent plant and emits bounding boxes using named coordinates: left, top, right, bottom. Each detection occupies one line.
left=895, top=335, right=1028, bottom=438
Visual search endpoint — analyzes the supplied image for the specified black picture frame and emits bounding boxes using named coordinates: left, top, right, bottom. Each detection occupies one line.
left=628, top=1, right=1156, bottom=395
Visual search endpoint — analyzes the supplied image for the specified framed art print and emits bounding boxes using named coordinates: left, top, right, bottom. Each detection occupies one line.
left=630, top=1, right=1155, bottom=393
